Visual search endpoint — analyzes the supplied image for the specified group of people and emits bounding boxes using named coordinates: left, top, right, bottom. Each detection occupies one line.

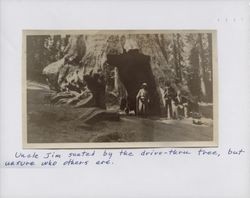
left=163, top=82, right=189, bottom=119
left=135, top=81, right=199, bottom=120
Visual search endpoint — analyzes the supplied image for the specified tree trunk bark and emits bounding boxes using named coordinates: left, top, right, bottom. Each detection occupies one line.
left=176, top=33, right=183, bottom=82
left=198, top=34, right=207, bottom=98
left=173, top=34, right=182, bottom=82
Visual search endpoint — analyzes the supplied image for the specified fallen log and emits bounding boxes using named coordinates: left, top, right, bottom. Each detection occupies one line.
left=78, top=107, right=120, bottom=124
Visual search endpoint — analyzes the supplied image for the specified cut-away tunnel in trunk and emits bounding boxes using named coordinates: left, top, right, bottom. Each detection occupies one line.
left=107, top=49, right=161, bottom=116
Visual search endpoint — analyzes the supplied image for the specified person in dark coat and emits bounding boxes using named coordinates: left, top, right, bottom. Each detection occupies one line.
left=163, top=82, right=176, bottom=119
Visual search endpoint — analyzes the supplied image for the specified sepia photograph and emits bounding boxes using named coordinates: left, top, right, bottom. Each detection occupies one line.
left=23, top=30, right=218, bottom=148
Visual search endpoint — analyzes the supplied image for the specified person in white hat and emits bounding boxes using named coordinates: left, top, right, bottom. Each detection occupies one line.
left=136, top=83, right=150, bottom=117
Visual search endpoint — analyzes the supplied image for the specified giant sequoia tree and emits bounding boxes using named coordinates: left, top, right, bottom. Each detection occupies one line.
left=27, top=32, right=214, bottom=115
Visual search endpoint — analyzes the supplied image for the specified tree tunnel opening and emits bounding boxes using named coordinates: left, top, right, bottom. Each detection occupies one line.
left=107, top=49, right=161, bottom=116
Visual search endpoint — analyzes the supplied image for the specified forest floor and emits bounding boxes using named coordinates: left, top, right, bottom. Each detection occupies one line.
left=26, top=81, right=214, bottom=144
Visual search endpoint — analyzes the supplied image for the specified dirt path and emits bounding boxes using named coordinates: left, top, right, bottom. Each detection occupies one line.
left=26, top=82, right=213, bottom=144
left=118, top=116, right=213, bottom=142
left=27, top=105, right=213, bottom=143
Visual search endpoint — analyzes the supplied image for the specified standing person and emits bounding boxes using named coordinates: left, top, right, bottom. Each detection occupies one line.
left=136, top=83, right=150, bottom=117
left=163, top=81, right=175, bottom=119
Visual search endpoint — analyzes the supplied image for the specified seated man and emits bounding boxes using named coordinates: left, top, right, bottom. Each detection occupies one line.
left=173, top=90, right=186, bottom=119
